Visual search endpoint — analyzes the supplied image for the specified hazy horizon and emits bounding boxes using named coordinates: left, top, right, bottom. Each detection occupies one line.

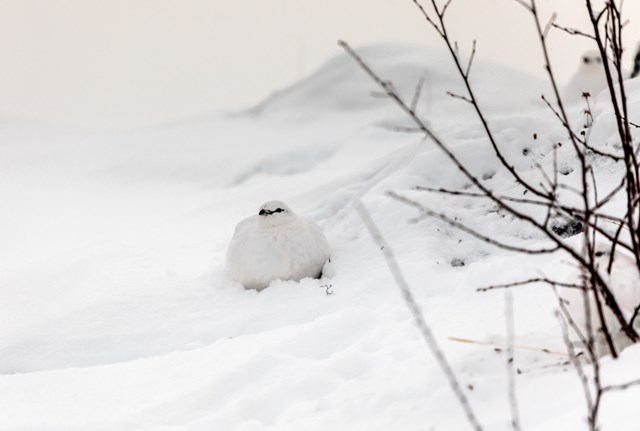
left=1, top=0, right=639, bottom=129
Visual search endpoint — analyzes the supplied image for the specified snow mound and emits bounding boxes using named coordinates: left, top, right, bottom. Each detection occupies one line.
left=2, top=42, right=640, bottom=430
left=246, top=43, right=547, bottom=122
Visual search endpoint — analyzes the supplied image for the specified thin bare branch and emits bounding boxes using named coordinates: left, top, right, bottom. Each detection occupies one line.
left=512, top=0, right=532, bottom=12
left=620, top=117, right=640, bottom=129
left=408, top=0, right=551, bottom=200
left=556, top=310, right=595, bottom=428
left=543, top=12, right=558, bottom=39
left=381, top=124, right=424, bottom=134
left=411, top=73, right=428, bottom=113
left=441, top=0, right=455, bottom=17
left=629, top=303, right=640, bottom=327
left=551, top=23, right=595, bottom=39
left=477, top=278, right=583, bottom=292
left=540, top=95, right=623, bottom=162
left=410, top=0, right=444, bottom=36
left=505, top=292, right=522, bottom=431
left=389, top=191, right=560, bottom=254
left=414, top=185, right=636, bottom=253
left=602, top=378, right=640, bottom=393
left=355, top=201, right=484, bottom=431
left=464, top=39, right=477, bottom=78
left=447, top=91, right=473, bottom=104
left=340, top=18, right=638, bottom=344
left=448, top=336, right=570, bottom=357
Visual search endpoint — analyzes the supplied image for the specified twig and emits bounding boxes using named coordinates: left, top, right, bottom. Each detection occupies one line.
left=629, top=303, right=640, bottom=327
left=411, top=72, right=428, bottom=113
left=602, top=378, right=640, bottom=393
left=448, top=336, right=570, bottom=357
left=389, top=191, right=559, bottom=254
left=519, top=0, right=638, bottom=354
left=556, top=310, right=596, bottom=429
left=551, top=23, right=595, bottom=39
left=410, top=0, right=551, bottom=200
left=447, top=91, right=472, bottom=104
left=512, top=0, right=532, bottom=12
left=337, top=38, right=638, bottom=344
left=441, top=0, right=455, bottom=17
left=355, top=201, right=484, bottom=431
left=505, top=292, right=522, bottom=431
left=543, top=12, right=557, bottom=38
left=621, top=117, right=640, bottom=129
left=464, top=39, right=477, bottom=78
left=410, top=0, right=444, bottom=36
left=477, top=278, right=583, bottom=292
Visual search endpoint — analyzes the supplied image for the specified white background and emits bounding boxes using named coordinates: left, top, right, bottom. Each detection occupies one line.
left=1, top=0, right=639, bottom=128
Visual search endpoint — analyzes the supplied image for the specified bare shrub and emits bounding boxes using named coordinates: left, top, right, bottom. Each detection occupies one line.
left=345, top=0, right=640, bottom=428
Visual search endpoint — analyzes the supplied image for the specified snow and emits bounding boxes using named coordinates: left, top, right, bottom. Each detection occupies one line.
left=2, top=43, right=640, bottom=430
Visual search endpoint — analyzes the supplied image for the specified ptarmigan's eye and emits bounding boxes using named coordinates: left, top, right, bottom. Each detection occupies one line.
left=258, top=207, right=285, bottom=216
left=595, top=251, right=605, bottom=257
left=583, top=57, right=591, bottom=64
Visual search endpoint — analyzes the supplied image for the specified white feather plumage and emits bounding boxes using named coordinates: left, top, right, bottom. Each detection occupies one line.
left=564, top=50, right=608, bottom=103
left=226, top=201, right=331, bottom=290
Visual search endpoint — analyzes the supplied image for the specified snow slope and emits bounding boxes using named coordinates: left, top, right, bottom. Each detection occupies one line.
left=2, top=43, right=640, bottom=430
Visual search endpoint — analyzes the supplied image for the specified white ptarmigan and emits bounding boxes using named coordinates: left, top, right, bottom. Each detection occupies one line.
left=563, top=50, right=608, bottom=103
left=226, top=200, right=331, bottom=290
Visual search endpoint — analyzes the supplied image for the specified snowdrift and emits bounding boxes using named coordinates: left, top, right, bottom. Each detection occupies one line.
left=1, top=43, right=640, bottom=430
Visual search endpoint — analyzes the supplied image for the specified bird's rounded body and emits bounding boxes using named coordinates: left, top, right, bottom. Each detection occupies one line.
left=226, top=201, right=330, bottom=290
left=564, top=50, right=608, bottom=103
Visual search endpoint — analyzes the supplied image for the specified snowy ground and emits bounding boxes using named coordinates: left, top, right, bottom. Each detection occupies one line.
left=2, top=43, right=640, bottom=430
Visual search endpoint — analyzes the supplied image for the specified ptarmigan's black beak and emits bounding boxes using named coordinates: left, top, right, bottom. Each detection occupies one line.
left=259, top=209, right=267, bottom=216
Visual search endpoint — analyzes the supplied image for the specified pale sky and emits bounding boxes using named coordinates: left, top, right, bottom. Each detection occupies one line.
left=0, top=0, right=638, bottom=129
